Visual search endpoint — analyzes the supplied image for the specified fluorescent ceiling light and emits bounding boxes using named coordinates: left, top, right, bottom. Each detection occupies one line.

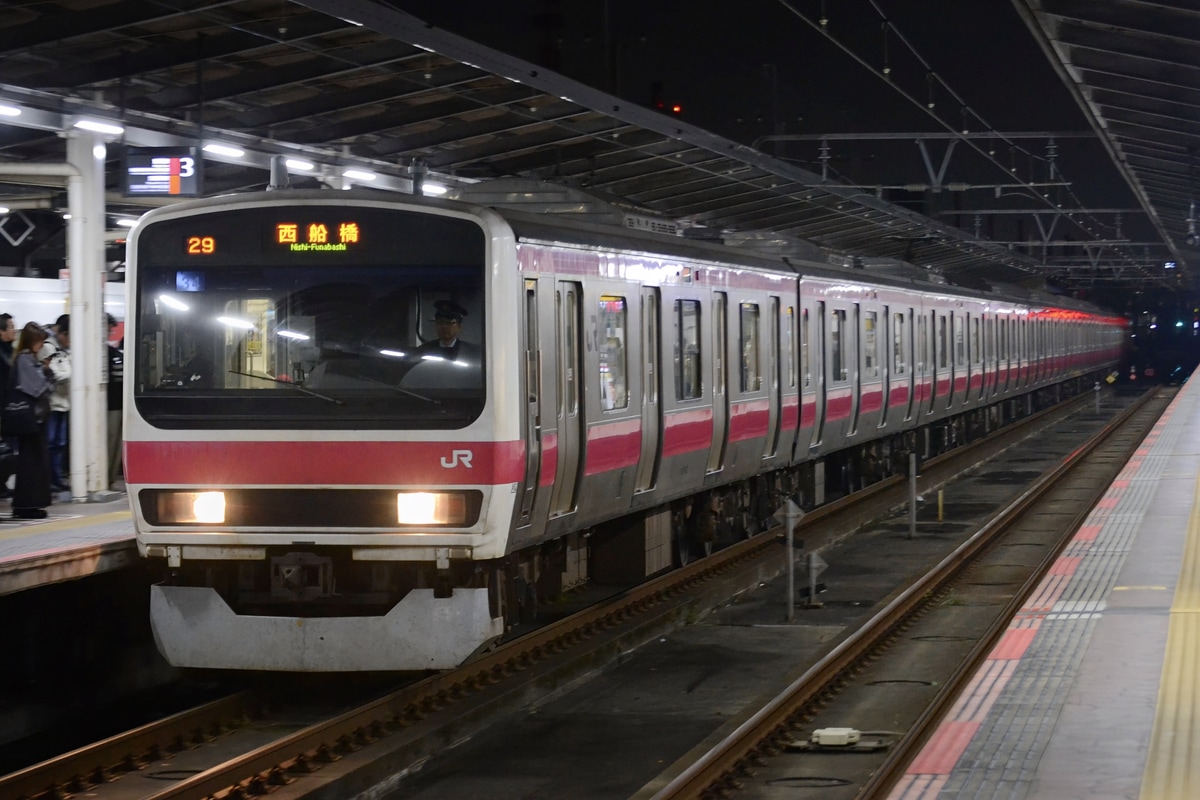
left=217, top=316, right=255, bottom=330
left=277, top=330, right=310, bottom=340
left=285, top=158, right=314, bottom=172
left=158, top=294, right=189, bottom=311
left=0, top=104, right=20, bottom=117
left=423, top=182, right=448, bottom=196
left=343, top=168, right=376, bottom=181
left=115, top=218, right=137, bottom=227
left=73, top=119, right=124, bottom=135
left=203, top=143, right=245, bottom=158
left=0, top=207, right=8, bottom=215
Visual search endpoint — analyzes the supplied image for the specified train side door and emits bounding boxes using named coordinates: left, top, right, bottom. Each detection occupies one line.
left=550, top=281, right=584, bottom=516
left=765, top=296, right=781, bottom=458
left=905, top=308, right=917, bottom=420
left=849, top=303, right=861, bottom=436
left=707, top=292, right=728, bottom=474
left=879, top=305, right=891, bottom=424
left=517, top=280, right=541, bottom=524
left=635, top=287, right=662, bottom=492
left=813, top=301, right=827, bottom=446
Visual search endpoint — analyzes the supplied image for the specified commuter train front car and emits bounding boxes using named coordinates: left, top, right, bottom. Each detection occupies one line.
left=124, top=189, right=1127, bottom=672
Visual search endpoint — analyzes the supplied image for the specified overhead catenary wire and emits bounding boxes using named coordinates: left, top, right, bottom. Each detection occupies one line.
left=771, top=0, right=1149, bottom=272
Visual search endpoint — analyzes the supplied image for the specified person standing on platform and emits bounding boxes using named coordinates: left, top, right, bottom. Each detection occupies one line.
left=0, top=314, right=16, bottom=400
left=0, top=314, right=17, bottom=499
left=44, top=317, right=70, bottom=493
left=10, top=322, right=55, bottom=519
left=106, top=314, right=123, bottom=489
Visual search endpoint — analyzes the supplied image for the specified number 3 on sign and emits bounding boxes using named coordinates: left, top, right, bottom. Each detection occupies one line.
left=187, top=236, right=216, bottom=255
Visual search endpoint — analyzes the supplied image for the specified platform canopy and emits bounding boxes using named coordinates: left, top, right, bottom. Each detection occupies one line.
left=0, top=0, right=1193, bottom=295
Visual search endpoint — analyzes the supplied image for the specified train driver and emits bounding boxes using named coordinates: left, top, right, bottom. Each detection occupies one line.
left=402, top=300, right=482, bottom=389
left=414, top=300, right=478, bottom=363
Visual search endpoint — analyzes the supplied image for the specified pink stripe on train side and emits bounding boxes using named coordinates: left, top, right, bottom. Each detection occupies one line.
left=583, top=418, right=642, bottom=475
left=663, top=407, right=714, bottom=457
left=125, top=440, right=527, bottom=486
left=729, top=399, right=770, bottom=443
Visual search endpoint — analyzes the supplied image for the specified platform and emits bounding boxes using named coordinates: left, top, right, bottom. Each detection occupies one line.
left=890, top=373, right=1200, bottom=800
left=0, top=484, right=134, bottom=597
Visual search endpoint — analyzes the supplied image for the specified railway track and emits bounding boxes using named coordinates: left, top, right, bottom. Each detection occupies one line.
left=645, top=385, right=1170, bottom=799
left=0, top=388, right=1158, bottom=800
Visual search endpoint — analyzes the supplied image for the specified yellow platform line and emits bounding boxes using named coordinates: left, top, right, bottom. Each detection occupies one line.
left=1139, top=471, right=1200, bottom=800
left=0, top=509, right=131, bottom=542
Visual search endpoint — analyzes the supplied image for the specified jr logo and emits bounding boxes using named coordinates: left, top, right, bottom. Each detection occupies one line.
left=441, top=449, right=474, bottom=469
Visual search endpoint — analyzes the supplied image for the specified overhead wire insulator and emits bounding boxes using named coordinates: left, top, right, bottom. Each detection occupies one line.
left=881, top=22, right=891, bottom=76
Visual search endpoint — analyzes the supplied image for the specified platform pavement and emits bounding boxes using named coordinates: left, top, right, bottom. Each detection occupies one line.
left=889, top=375, right=1200, bottom=800
left=0, top=481, right=136, bottom=596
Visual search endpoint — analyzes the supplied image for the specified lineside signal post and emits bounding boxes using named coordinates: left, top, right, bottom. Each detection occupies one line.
left=803, top=552, right=827, bottom=609
left=909, top=452, right=919, bottom=540
left=774, top=499, right=804, bottom=622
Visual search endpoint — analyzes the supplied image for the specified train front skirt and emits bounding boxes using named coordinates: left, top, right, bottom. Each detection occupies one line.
left=149, top=585, right=504, bottom=672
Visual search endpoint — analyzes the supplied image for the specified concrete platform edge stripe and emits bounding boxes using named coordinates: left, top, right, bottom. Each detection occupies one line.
left=0, top=510, right=131, bottom=546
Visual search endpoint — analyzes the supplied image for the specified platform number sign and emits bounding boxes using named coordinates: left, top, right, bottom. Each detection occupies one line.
left=124, top=146, right=203, bottom=197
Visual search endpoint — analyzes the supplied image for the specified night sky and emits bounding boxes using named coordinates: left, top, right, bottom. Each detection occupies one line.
left=386, top=0, right=1132, bottom=211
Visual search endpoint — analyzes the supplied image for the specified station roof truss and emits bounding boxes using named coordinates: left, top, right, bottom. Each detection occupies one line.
left=0, top=0, right=1190, bottom=294
left=1014, top=0, right=1200, bottom=285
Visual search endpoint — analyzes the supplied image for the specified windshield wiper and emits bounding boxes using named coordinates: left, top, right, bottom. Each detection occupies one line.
left=229, top=370, right=344, bottom=405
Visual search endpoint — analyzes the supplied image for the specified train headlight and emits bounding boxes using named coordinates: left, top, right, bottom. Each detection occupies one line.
left=396, top=492, right=468, bottom=525
left=157, top=491, right=226, bottom=524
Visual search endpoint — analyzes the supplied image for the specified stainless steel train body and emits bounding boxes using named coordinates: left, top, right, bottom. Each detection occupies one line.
left=125, top=190, right=1127, bottom=671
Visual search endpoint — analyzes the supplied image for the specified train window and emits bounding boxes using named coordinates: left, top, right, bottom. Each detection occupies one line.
left=598, top=295, right=628, bottom=411
left=863, top=310, right=878, bottom=379
left=892, top=312, right=906, bottom=375
left=971, top=317, right=981, bottom=362
left=801, top=308, right=811, bottom=388
left=563, top=288, right=579, bottom=415
left=830, top=309, right=848, bottom=382
left=954, top=314, right=965, bottom=366
left=937, top=315, right=948, bottom=369
left=675, top=299, right=702, bottom=400
left=132, top=207, right=487, bottom=430
left=739, top=303, right=761, bottom=392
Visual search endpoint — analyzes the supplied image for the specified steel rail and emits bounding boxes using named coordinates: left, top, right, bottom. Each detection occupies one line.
left=649, top=386, right=1163, bottom=799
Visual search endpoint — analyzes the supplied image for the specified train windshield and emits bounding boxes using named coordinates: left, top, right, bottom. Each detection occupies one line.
left=131, top=205, right=487, bottom=429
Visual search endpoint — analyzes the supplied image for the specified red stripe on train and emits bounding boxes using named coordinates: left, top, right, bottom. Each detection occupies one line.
left=826, top=392, right=853, bottom=422
left=781, top=395, right=800, bottom=430
left=729, top=399, right=770, bottom=443
left=125, top=440, right=527, bottom=486
left=663, top=408, right=713, bottom=457
left=800, top=398, right=815, bottom=427
left=584, top=418, right=642, bottom=476
left=859, top=387, right=883, bottom=415
left=539, top=432, right=559, bottom=487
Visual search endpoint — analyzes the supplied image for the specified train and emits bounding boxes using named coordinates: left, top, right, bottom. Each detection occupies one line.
left=124, top=185, right=1128, bottom=672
